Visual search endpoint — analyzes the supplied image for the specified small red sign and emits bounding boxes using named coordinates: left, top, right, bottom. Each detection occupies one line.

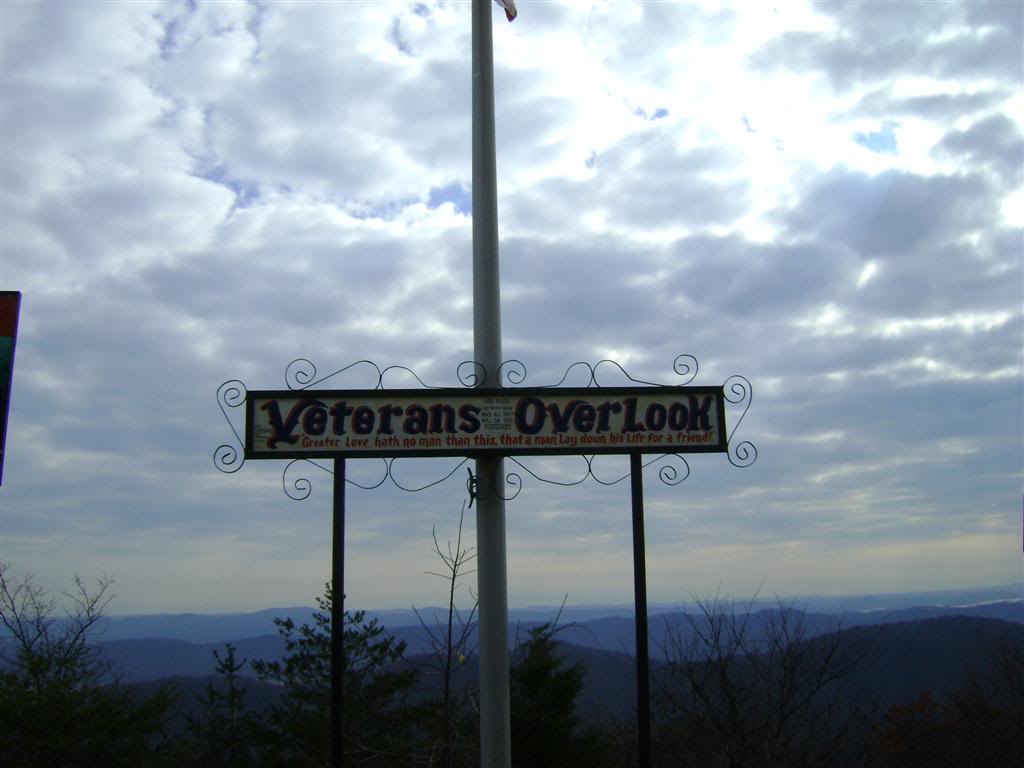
left=0, top=291, right=22, bottom=485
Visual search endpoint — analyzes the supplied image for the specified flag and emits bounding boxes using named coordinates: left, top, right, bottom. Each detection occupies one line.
left=494, top=0, right=517, bottom=22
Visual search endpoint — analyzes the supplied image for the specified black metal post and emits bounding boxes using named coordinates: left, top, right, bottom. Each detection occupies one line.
left=332, top=458, right=346, bottom=767
left=630, top=453, right=651, bottom=768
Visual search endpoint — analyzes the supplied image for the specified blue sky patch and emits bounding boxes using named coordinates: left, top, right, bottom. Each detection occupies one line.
left=196, top=165, right=261, bottom=208
left=854, top=122, right=900, bottom=154
left=428, top=182, right=471, bottom=215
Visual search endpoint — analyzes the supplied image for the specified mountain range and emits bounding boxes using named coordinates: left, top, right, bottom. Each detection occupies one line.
left=75, top=582, right=1023, bottom=725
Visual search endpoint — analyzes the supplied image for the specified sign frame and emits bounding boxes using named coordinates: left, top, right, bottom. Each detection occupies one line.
left=245, top=385, right=729, bottom=460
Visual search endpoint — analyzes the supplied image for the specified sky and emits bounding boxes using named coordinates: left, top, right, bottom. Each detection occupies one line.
left=0, top=0, right=1021, bottom=614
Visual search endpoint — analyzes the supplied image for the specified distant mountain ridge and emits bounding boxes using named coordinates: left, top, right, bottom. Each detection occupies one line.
left=117, top=616, right=1024, bottom=727
left=93, top=600, right=1023, bottom=684
left=91, top=606, right=318, bottom=645
left=94, top=583, right=1021, bottom=644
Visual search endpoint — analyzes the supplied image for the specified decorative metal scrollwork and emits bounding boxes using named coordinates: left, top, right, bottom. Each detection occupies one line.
left=463, top=460, right=523, bottom=502
left=379, top=365, right=438, bottom=390
left=457, top=361, right=486, bottom=388
left=286, top=358, right=382, bottom=390
left=214, top=379, right=246, bottom=474
left=280, top=456, right=473, bottom=500
left=466, top=468, right=478, bottom=507
left=497, top=359, right=527, bottom=386
left=656, top=454, right=692, bottom=486
left=506, top=453, right=692, bottom=490
left=282, top=458, right=327, bottom=500
left=724, top=374, right=757, bottom=468
left=592, top=359, right=661, bottom=387
left=509, top=353, right=701, bottom=389
left=536, top=361, right=595, bottom=388
left=215, top=354, right=756, bottom=498
left=672, top=354, right=699, bottom=385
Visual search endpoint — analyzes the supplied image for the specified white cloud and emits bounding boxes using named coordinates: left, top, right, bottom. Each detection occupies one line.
left=0, top=0, right=1020, bottom=612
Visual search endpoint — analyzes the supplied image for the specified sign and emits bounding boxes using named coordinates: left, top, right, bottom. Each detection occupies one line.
left=246, top=386, right=727, bottom=459
left=0, top=291, right=21, bottom=485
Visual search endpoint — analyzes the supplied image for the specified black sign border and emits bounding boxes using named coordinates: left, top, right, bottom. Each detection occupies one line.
left=245, top=385, right=728, bottom=460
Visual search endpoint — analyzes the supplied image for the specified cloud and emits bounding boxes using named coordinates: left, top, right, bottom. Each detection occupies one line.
left=0, top=1, right=1020, bottom=612
left=753, top=0, right=1022, bottom=91
left=936, top=113, right=1024, bottom=188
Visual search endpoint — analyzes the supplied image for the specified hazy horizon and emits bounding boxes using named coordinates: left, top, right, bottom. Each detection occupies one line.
left=88, top=579, right=1022, bottom=619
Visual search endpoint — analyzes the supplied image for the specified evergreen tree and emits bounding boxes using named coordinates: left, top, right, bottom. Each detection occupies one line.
left=251, top=583, right=420, bottom=767
left=180, top=643, right=259, bottom=768
left=509, top=622, right=586, bottom=768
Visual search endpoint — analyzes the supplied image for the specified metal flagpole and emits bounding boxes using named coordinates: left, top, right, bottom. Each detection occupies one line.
left=471, top=1, right=512, bottom=766
left=630, top=453, right=652, bottom=768
left=332, top=458, right=346, bottom=767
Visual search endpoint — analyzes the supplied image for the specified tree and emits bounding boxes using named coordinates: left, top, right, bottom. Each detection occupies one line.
left=507, top=604, right=623, bottom=768
left=251, top=583, right=420, bottom=767
left=870, top=633, right=1024, bottom=768
left=509, top=620, right=585, bottom=767
left=411, top=505, right=479, bottom=768
left=0, top=564, right=175, bottom=768
left=180, top=643, right=259, bottom=768
left=654, top=595, right=873, bottom=768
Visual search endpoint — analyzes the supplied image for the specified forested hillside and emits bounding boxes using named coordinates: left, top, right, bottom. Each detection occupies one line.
left=3, top=569, right=1022, bottom=767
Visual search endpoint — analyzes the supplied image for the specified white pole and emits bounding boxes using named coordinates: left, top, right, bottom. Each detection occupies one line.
left=471, top=1, right=511, bottom=766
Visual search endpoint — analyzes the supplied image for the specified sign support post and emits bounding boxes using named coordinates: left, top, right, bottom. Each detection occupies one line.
left=331, top=458, right=346, bottom=767
left=472, top=2, right=512, bottom=766
left=630, top=453, right=651, bottom=768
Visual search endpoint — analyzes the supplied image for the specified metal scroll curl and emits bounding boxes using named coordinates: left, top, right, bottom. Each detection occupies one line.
left=283, top=354, right=700, bottom=392
left=386, top=457, right=472, bottom=493
left=724, top=374, right=757, bottom=468
left=497, top=359, right=527, bottom=386
left=655, top=454, right=692, bottom=486
left=457, top=361, right=486, bottom=388
left=279, top=451, right=695, bottom=502
left=672, top=354, right=699, bottom=386
left=286, top=358, right=383, bottom=390
left=281, top=456, right=474, bottom=501
left=288, top=358, right=489, bottom=391
left=587, top=354, right=699, bottom=388
left=488, top=353, right=700, bottom=389
left=214, top=379, right=247, bottom=474
left=505, top=453, right=691, bottom=490
left=282, top=459, right=329, bottom=500
left=465, top=462, right=523, bottom=503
